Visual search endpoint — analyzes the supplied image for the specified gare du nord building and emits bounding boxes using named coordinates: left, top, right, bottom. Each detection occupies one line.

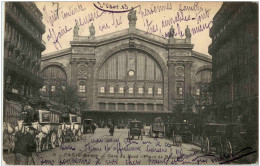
left=41, top=12, right=212, bottom=126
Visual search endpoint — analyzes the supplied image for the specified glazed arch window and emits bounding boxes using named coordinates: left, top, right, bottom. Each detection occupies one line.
left=129, top=88, right=133, bottom=94
left=110, top=87, right=114, bottom=93
left=177, top=83, right=183, bottom=95
left=79, top=82, right=86, bottom=93
left=138, top=88, right=143, bottom=94
left=158, top=88, right=162, bottom=94
left=100, top=87, right=105, bottom=93
left=119, top=87, right=124, bottom=93
left=148, top=88, right=153, bottom=94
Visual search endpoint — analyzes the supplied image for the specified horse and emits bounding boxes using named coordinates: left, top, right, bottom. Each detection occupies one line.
left=31, top=121, right=49, bottom=152
left=3, top=122, right=16, bottom=153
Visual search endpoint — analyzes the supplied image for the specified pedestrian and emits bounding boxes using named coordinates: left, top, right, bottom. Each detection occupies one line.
left=109, top=120, right=114, bottom=136
left=13, top=126, right=36, bottom=165
left=91, top=123, right=97, bottom=134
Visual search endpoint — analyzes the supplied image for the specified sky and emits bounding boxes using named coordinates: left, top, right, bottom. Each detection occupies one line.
left=35, top=2, right=223, bottom=56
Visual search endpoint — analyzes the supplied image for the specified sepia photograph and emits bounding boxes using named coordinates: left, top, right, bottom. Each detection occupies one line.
left=2, top=1, right=258, bottom=165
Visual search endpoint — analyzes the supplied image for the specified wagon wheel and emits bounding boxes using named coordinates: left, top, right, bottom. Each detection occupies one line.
left=224, top=140, right=232, bottom=158
left=216, top=143, right=223, bottom=157
left=205, top=137, right=210, bottom=154
left=50, top=132, right=57, bottom=149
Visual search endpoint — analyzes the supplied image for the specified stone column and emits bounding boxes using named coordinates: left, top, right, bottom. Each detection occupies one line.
left=167, top=61, right=176, bottom=103
left=70, top=59, right=78, bottom=87
left=184, top=61, right=192, bottom=95
left=124, top=103, right=128, bottom=111
left=134, top=103, right=137, bottom=111
left=86, top=60, right=95, bottom=109
left=105, top=102, right=109, bottom=110
left=144, top=103, right=147, bottom=111
left=153, top=103, right=157, bottom=111
left=115, top=103, right=118, bottom=110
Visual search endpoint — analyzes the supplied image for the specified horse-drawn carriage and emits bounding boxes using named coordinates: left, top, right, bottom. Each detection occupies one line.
left=128, top=119, right=143, bottom=140
left=150, top=117, right=165, bottom=138
left=200, top=123, right=227, bottom=155
left=172, top=123, right=195, bottom=146
left=16, top=108, right=62, bottom=152
left=201, top=122, right=248, bottom=156
left=83, top=119, right=96, bottom=134
left=61, top=114, right=82, bottom=142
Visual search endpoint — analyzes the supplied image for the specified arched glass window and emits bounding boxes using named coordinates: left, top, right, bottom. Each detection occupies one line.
left=79, top=81, right=86, bottom=93
left=177, top=83, right=183, bottom=96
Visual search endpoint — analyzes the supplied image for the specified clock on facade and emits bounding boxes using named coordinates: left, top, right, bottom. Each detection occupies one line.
left=128, top=70, right=135, bottom=76
left=175, top=67, right=184, bottom=76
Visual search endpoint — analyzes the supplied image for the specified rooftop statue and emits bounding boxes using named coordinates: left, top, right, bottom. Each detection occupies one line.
left=169, top=25, right=175, bottom=38
left=185, top=25, right=192, bottom=39
left=89, top=23, right=95, bottom=37
left=73, top=23, right=79, bottom=36
left=128, top=8, right=137, bottom=28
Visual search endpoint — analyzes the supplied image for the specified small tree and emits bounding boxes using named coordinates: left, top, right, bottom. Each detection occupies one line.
left=169, top=94, right=196, bottom=122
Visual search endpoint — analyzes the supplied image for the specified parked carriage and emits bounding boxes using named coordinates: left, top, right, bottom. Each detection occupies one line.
left=62, top=113, right=82, bottom=142
left=200, top=123, right=227, bottom=155
left=83, top=119, right=94, bottom=134
left=18, top=109, right=62, bottom=152
left=128, top=120, right=143, bottom=140
left=150, top=117, right=165, bottom=138
left=37, top=109, right=62, bottom=149
left=222, top=123, right=247, bottom=156
left=173, top=123, right=194, bottom=144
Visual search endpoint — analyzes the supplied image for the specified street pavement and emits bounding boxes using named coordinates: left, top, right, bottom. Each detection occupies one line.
left=3, top=128, right=229, bottom=165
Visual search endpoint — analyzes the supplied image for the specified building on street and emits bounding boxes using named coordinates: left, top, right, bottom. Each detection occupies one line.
left=41, top=11, right=212, bottom=126
left=4, top=2, right=46, bottom=126
left=209, top=2, right=258, bottom=123
left=209, top=2, right=258, bottom=146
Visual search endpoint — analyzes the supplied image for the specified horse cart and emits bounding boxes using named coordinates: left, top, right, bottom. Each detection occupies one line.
left=83, top=119, right=94, bottom=134
left=222, top=123, right=247, bottom=156
left=18, top=109, right=62, bottom=152
left=200, top=123, right=226, bottom=155
left=172, top=123, right=195, bottom=146
left=61, top=113, right=82, bottom=142
left=128, top=120, right=143, bottom=140
left=150, top=117, right=165, bottom=138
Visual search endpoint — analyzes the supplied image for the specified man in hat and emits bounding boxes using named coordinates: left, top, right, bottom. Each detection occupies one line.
left=13, top=126, right=36, bottom=165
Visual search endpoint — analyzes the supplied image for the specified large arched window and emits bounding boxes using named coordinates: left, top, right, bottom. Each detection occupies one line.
left=99, top=50, right=163, bottom=81
left=41, top=65, right=67, bottom=91
left=97, top=49, right=164, bottom=98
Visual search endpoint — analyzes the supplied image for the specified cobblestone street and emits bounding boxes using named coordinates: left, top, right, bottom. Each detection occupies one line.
left=3, top=128, right=227, bottom=165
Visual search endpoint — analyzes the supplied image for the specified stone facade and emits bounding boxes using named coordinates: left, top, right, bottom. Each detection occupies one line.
left=4, top=2, right=45, bottom=126
left=41, top=13, right=211, bottom=125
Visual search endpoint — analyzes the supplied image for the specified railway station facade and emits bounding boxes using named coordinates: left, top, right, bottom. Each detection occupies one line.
left=41, top=14, right=212, bottom=126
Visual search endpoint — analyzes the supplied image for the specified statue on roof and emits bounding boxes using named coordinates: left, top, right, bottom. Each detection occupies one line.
left=73, top=23, right=79, bottom=36
left=185, top=25, right=191, bottom=39
left=89, top=23, right=95, bottom=37
left=169, top=25, right=175, bottom=38
left=128, top=8, right=137, bottom=28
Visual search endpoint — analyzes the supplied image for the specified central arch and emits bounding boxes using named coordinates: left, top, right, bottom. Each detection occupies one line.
left=93, top=44, right=168, bottom=111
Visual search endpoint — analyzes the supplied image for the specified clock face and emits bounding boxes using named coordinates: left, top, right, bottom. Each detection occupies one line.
left=128, top=70, right=135, bottom=76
